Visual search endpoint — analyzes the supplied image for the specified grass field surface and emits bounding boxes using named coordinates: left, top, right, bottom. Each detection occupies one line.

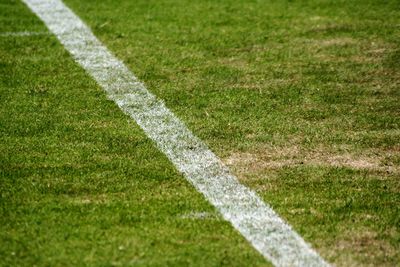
left=1, top=0, right=399, bottom=266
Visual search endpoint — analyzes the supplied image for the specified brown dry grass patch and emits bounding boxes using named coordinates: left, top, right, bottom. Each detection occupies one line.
left=224, top=146, right=400, bottom=176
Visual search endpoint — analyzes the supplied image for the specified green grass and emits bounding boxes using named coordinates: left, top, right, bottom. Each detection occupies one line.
left=1, top=0, right=400, bottom=266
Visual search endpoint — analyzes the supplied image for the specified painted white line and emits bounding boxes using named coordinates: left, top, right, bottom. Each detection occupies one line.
left=22, top=0, right=330, bottom=266
left=0, top=31, right=49, bottom=37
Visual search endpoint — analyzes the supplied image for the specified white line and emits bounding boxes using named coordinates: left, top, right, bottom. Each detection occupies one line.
left=22, top=0, right=330, bottom=266
left=0, top=31, right=49, bottom=37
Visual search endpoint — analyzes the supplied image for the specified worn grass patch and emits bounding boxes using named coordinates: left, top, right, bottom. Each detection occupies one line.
left=224, top=145, right=400, bottom=174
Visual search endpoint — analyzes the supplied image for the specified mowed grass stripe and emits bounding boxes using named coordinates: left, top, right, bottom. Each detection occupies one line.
left=21, top=0, right=328, bottom=266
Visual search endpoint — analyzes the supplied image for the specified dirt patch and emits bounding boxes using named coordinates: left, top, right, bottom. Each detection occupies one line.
left=67, top=193, right=123, bottom=205
left=309, top=23, right=355, bottom=34
left=304, top=38, right=396, bottom=64
left=319, top=228, right=398, bottom=267
left=218, top=57, right=249, bottom=69
left=317, top=37, right=357, bottom=47
left=223, top=146, right=400, bottom=175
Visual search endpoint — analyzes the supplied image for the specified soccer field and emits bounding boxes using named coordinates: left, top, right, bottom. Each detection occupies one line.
left=1, top=0, right=399, bottom=266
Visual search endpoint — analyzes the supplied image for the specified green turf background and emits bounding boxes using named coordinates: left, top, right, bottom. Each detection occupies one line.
left=1, top=0, right=399, bottom=266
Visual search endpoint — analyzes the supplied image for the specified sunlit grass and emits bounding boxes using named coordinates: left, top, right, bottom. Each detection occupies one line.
left=1, top=0, right=399, bottom=266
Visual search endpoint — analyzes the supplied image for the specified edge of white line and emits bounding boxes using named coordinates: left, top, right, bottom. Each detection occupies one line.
left=21, top=0, right=330, bottom=266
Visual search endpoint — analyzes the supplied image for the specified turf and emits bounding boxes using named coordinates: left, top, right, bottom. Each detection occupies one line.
left=1, top=0, right=400, bottom=266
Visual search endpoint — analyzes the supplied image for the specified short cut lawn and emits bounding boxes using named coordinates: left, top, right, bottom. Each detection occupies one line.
left=1, top=0, right=399, bottom=266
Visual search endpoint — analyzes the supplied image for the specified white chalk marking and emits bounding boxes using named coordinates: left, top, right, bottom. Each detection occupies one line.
left=22, top=0, right=330, bottom=266
left=0, top=31, right=49, bottom=37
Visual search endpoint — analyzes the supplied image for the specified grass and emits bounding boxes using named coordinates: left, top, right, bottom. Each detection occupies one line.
left=1, top=0, right=400, bottom=266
